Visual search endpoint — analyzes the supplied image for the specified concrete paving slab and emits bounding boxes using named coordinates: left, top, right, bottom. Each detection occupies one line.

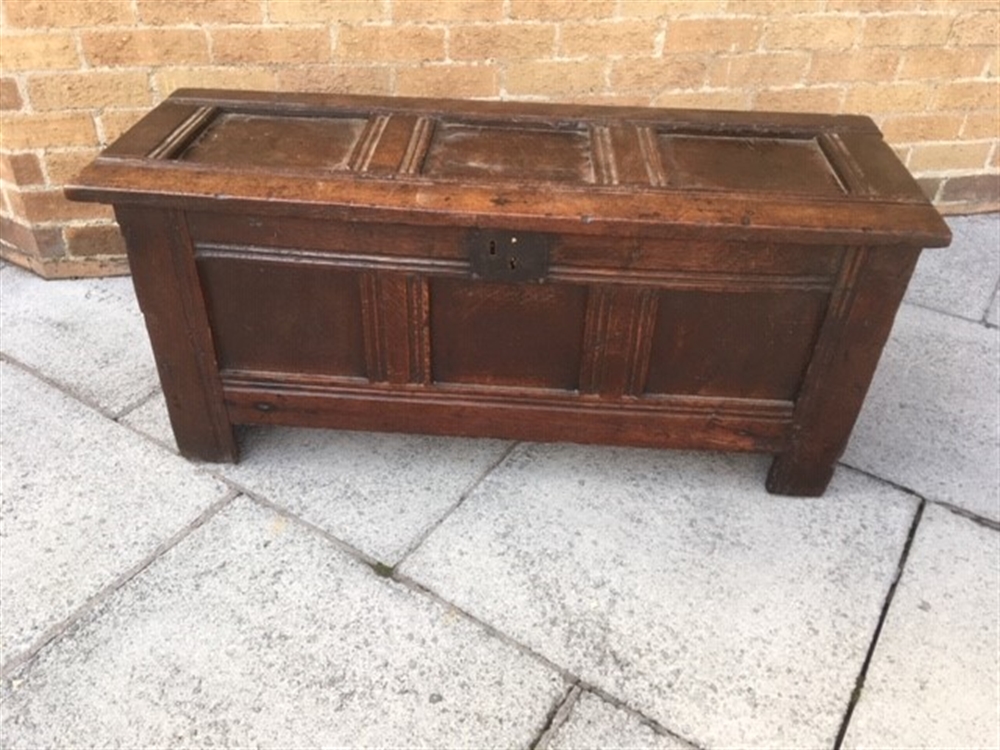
left=843, top=504, right=1000, bottom=749
left=843, top=304, right=1000, bottom=521
left=0, top=362, right=228, bottom=671
left=401, top=444, right=918, bottom=749
left=547, top=691, right=691, bottom=750
left=905, top=214, right=1000, bottom=321
left=219, top=426, right=512, bottom=565
left=119, top=390, right=175, bottom=451
left=988, top=285, right=999, bottom=327
left=0, top=264, right=157, bottom=415
left=0, top=498, right=565, bottom=749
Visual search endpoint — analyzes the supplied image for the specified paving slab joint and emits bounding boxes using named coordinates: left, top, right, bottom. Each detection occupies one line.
left=0, top=351, right=113, bottom=422
left=393, top=440, right=521, bottom=566
left=933, top=500, right=1000, bottom=532
left=573, top=683, right=707, bottom=750
left=111, top=386, right=162, bottom=422
left=530, top=682, right=582, bottom=750
left=839, top=462, right=998, bottom=530
left=902, top=299, right=997, bottom=328
left=0, top=489, right=241, bottom=681
left=227, top=485, right=600, bottom=723
left=983, top=278, right=1000, bottom=327
left=392, top=567, right=577, bottom=680
left=833, top=498, right=927, bottom=750
left=231, top=483, right=383, bottom=569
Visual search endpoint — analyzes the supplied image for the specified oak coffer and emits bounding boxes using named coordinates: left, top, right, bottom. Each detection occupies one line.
left=66, top=89, right=951, bottom=496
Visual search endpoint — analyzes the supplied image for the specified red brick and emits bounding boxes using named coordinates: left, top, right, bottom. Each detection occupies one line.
left=0, top=216, right=66, bottom=258
left=653, top=89, right=750, bottom=109
left=43, top=149, right=102, bottom=185
left=765, top=16, right=862, bottom=51
left=268, top=0, right=387, bottom=23
left=939, top=173, right=1000, bottom=204
left=909, top=142, right=994, bottom=172
left=610, top=57, right=707, bottom=92
left=861, top=14, right=953, bottom=47
left=450, top=24, right=556, bottom=61
left=211, top=27, right=331, bottom=65
left=396, top=64, right=498, bottom=98
left=709, top=53, right=809, bottom=88
left=154, top=66, right=277, bottom=95
left=20, top=190, right=114, bottom=224
left=807, top=50, right=900, bottom=84
left=0, top=113, right=99, bottom=149
left=275, top=66, right=393, bottom=96
left=897, top=47, right=991, bottom=80
left=2, top=153, right=46, bottom=185
left=393, top=0, right=504, bottom=22
left=335, top=26, right=446, bottom=62
left=560, top=21, right=659, bottom=58
left=505, top=60, right=609, bottom=97
left=64, top=224, right=127, bottom=257
left=667, top=18, right=762, bottom=53
left=138, top=0, right=263, bottom=24
left=0, top=78, right=23, bottom=111
left=27, top=71, right=152, bottom=111
left=949, top=11, right=1000, bottom=46
left=755, top=86, right=843, bottom=114
left=509, top=0, right=615, bottom=20
left=4, top=0, right=134, bottom=28
left=0, top=33, right=81, bottom=71
left=82, top=29, right=210, bottom=67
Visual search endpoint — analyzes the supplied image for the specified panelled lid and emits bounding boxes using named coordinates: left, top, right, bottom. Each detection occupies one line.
left=66, top=88, right=951, bottom=247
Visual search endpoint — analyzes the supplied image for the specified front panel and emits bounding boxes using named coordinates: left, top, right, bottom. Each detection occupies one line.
left=190, top=216, right=840, bottom=454
left=198, top=254, right=366, bottom=378
left=429, top=279, right=588, bottom=390
left=645, top=289, right=828, bottom=400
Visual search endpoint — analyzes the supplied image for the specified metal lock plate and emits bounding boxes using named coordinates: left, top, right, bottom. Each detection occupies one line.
left=465, top=229, right=552, bottom=283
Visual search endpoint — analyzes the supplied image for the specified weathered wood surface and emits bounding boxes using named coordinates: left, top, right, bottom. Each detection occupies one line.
left=67, top=89, right=951, bottom=495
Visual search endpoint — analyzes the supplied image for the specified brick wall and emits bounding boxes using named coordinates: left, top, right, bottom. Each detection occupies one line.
left=1, top=0, right=997, bottom=278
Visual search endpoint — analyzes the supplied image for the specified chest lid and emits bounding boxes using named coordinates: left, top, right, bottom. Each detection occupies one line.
left=67, top=88, right=950, bottom=247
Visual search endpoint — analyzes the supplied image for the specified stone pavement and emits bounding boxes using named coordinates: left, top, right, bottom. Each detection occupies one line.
left=1, top=214, right=997, bottom=749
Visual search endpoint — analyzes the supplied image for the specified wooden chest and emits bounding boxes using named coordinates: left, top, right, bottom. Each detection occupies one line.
left=66, top=89, right=950, bottom=496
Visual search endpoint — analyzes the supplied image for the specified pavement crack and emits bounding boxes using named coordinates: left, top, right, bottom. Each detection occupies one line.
left=833, top=497, right=927, bottom=749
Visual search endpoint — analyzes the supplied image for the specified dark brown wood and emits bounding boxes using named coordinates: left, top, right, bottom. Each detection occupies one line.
left=766, top=246, right=922, bottom=495
left=197, top=252, right=366, bottom=377
left=221, top=374, right=793, bottom=454
left=115, top=206, right=237, bottom=461
left=68, top=89, right=952, bottom=495
left=646, top=288, right=830, bottom=400
left=429, top=278, right=588, bottom=390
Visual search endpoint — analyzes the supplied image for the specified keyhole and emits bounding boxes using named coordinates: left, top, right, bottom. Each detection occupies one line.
left=488, top=240, right=497, bottom=255
left=508, top=256, right=518, bottom=270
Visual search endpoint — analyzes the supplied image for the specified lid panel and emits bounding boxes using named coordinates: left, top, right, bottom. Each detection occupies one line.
left=180, top=112, right=368, bottom=170
left=659, top=134, right=845, bottom=196
left=65, top=89, right=953, bottom=248
left=422, top=121, right=596, bottom=184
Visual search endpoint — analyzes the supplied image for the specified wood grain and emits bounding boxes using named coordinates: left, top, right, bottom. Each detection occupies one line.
left=68, top=90, right=952, bottom=496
